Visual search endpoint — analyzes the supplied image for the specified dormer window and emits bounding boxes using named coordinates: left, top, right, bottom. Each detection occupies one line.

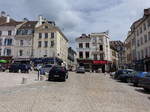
left=45, top=26, right=48, bottom=29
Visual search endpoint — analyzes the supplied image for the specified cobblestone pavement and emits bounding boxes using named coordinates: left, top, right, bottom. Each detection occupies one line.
left=0, top=71, right=44, bottom=89
left=0, top=72, right=150, bottom=112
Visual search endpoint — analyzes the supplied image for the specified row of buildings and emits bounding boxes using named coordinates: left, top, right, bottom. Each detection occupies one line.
left=125, top=8, right=150, bottom=72
left=0, top=11, right=76, bottom=69
left=75, top=8, right=150, bottom=72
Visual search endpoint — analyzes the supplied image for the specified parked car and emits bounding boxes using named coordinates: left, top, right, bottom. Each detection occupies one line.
left=76, top=66, right=85, bottom=73
left=132, top=72, right=148, bottom=86
left=40, top=64, right=53, bottom=75
left=9, top=63, right=20, bottom=73
left=20, top=64, right=29, bottom=73
left=48, top=66, right=68, bottom=81
left=114, top=69, right=134, bottom=82
left=138, top=72, right=150, bottom=91
left=118, top=69, right=134, bottom=82
left=125, top=71, right=139, bottom=83
left=0, top=64, right=5, bottom=72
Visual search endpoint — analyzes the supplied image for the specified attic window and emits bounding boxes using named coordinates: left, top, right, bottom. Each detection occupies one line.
left=45, top=26, right=48, bottom=29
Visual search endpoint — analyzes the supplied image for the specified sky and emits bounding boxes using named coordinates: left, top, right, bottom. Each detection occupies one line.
left=0, top=0, right=150, bottom=48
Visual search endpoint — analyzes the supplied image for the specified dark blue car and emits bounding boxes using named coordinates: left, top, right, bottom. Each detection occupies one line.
left=132, top=72, right=148, bottom=86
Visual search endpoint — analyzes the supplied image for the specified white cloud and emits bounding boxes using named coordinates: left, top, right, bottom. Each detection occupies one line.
left=0, top=0, right=150, bottom=48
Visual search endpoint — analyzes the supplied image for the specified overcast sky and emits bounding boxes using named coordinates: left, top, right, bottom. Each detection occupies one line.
left=0, top=0, right=150, bottom=48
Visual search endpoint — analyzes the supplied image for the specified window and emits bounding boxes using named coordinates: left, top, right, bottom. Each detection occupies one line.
left=51, top=41, right=54, bottom=47
left=51, top=32, right=54, bottom=38
left=0, top=39, right=2, bottom=46
left=45, top=33, right=48, bottom=38
left=99, top=45, right=103, bottom=51
left=141, top=37, right=143, bottom=45
left=144, top=34, right=147, bottom=43
left=20, top=40, right=23, bottom=46
left=94, top=54, right=97, bottom=60
left=4, top=39, right=12, bottom=46
left=4, top=49, right=11, bottom=56
left=0, top=49, right=1, bottom=56
left=39, top=33, right=42, bottom=39
left=85, top=52, right=89, bottom=58
left=38, top=41, right=42, bottom=48
left=79, top=52, right=83, bottom=58
left=147, top=19, right=150, bottom=27
left=19, top=50, right=23, bottom=56
left=148, top=32, right=150, bottom=41
left=100, top=54, right=104, bottom=60
left=143, top=23, right=146, bottom=31
left=145, top=48, right=148, bottom=57
left=140, top=27, right=142, bottom=34
left=0, top=31, right=2, bottom=36
left=137, top=40, right=140, bottom=47
left=44, top=41, right=48, bottom=48
left=45, top=26, right=48, bottom=29
left=138, top=51, right=141, bottom=60
left=141, top=50, right=144, bottom=59
left=85, top=43, right=89, bottom=48
left=149, top=47, right=150, bottom=57
left=8, top=30, right=12, bottom=36
left=79, top=43, right=83, bottom=48
left=137, top=29, right=139, bottom=36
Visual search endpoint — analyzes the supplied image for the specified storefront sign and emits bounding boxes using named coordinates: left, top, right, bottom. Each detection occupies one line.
left=93, top=60, right=108, bottom=64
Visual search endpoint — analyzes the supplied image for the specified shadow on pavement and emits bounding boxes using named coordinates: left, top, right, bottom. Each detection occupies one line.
left=135, top=88, right=150, bottom=94
left=46, top=80, right=65, bottom=82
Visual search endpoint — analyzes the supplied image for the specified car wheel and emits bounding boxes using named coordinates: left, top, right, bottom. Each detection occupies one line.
left=133, top=83, right=138, bottom=87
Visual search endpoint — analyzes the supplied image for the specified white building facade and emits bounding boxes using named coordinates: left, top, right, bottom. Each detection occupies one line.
left=76, top=32, right=111, bottom=72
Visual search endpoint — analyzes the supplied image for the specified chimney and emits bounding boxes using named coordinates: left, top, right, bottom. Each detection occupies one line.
left=1, top=11, right=6, bottom=17
left=38, top=15, right=43, bottom=24
left=6, top=15, right=10, bottom=23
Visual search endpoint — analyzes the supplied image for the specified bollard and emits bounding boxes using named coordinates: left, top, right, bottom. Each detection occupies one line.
left=40, top=75, right=44, bottom=81
left=21, top=77, right=27, bottom=84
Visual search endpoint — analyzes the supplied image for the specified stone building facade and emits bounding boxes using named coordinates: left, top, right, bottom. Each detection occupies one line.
left=33, top=16, right=68, bottom=66
left=125, top=8, right=150, bottom=71
left=110, top=41, right=126, bottom=69
left=76, top=32, right=111, bottom=72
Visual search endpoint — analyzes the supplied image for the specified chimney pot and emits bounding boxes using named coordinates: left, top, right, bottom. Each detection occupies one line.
left=6, top=15, right=10, bottom=23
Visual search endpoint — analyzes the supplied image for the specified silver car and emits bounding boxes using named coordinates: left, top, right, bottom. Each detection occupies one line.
left=76, top=66, right=85, bottom=73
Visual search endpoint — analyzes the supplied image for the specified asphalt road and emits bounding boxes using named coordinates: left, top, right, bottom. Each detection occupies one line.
left=0, top=72, right=150, bottom=112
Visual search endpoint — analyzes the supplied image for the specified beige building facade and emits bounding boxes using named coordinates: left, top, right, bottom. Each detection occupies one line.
left=124, top=8, right=150, bottom=71
left=33, top=19, right=68, bottom=66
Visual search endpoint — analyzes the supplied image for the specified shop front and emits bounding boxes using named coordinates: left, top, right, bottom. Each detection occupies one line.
left=0, top=56, right=13, bottom=69
left=77, top=59, right=111, bottom=73
left=31, top=57, right=63, bottom=66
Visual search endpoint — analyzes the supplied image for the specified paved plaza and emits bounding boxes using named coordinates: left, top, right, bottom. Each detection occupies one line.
left=0, top=72, right=150, bottom=112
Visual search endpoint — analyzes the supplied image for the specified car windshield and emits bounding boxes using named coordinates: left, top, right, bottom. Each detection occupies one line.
left=44, top=65, right=52, bottom=67
left=145, top=73, right=150, bottom=77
